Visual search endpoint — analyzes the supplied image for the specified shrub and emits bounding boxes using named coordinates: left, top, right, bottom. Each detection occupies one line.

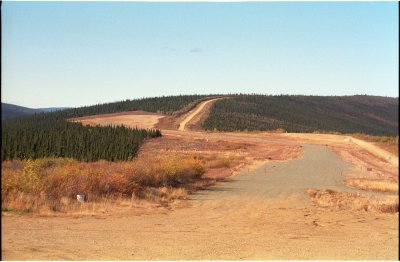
left=1, top=153, right=206, bottom=213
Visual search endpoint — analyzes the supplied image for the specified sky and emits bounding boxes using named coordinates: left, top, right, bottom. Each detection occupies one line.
left=2, top=1, right=399, bottom=108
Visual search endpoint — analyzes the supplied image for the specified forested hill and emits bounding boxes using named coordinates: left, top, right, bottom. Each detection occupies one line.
left=2, top=95, right=211, bottom=162
left=203, top=95, right=398, bottom=136
left=52, top=95, right=208, bottom=119
left=1, top=103, right=71, bottom=120
left=1, top=103, right=43, bottom=120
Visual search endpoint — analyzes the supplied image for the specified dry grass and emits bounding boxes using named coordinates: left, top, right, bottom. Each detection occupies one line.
left=352, top=133, right=399, bottom=157
left=141, top=135, right=301, bottom=163
left=307, top=189, right=399, bottom=213
left=329, top=145, right=397, bottom=181
left=1, top=150, right=247, bottom=215
left=201, top=154, right=234, bottom=169
left=1, top=131, right=302, bottom=216
left=1, top=152, right=209, bottom=214
left=344, top=178, right=398, bottom=193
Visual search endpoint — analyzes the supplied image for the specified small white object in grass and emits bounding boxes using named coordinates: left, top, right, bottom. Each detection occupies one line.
left=77, top=194, right=86, bottom=202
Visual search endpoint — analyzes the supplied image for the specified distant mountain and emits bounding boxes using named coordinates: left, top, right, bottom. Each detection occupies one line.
left=38, top=107, right=71, bottom=113
left=1, top=103, right=42, bottom=120
left=1, top=103, right=70, bottom=120
left=3, top=94, right=399, bottom=136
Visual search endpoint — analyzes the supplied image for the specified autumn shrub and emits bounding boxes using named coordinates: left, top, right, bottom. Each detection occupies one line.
left=204, top=154, right=232, bottom=169
left=1, top=153, right=206, bottom=213
left=129, top=153, right=205, bottom=189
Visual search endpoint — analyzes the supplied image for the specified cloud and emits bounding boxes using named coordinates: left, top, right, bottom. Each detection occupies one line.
left=190, top=48, right=203, bottom=53
left=163, top=46, right=176, bottom=52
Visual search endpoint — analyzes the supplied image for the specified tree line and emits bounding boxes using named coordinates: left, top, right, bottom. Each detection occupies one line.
left=2, top=95, right=210, bottom=162
left=51, top=95, right=207, bottom=119
left=203, top=95, right=398, bottom=136
left=2, top=113, right=161, bottom=162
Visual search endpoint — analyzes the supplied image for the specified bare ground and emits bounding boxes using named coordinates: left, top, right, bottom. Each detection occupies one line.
left=178, top=98, right=222, bottom=131
left=70, top=111, right=165, bottom=129
left=2, top=99, right=398, bottom=260
left=2, top=157, right=398, bottom=260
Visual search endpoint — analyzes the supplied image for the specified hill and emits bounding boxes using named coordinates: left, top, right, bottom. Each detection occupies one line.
left=1, top=103, right=70, bottom=120
left=202, top=95, right=398, bottom=136
left=38, top=107, right=71, bottom=113
left=1, top=95, right=206, bottom=161
left=1, top=103, right=43, bottom=120
left=54, top=95, right=208, bottom=119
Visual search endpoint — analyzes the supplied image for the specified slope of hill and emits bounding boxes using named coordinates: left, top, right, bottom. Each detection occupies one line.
left=1, top=103, right=70, bottom=120
left=203, top=95, right=398, bottom=136
left=1, top=103, right=43, bottom=120
left=55, top=95, right=208, bottom=119
left=38, top=107, right=71, bottom=113
left=1, top=95, right=207, bottom=162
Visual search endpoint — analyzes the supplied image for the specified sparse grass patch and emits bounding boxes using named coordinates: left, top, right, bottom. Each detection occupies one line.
left=306, top=189, right=399, bottom=213
left=204, top=155, right=232, bottom=169
left=345, top=178, right=398, bottom=193
left=352, top=133, right=399, bottom=157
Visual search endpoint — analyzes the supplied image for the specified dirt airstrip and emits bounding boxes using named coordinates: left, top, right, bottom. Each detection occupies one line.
left=2, top=99, right=399, bottom=260
left=70, top=111, right=164, bottom=130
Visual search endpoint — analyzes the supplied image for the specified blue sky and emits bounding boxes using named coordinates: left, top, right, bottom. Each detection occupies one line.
left=2, top=2, right=398, bottom=108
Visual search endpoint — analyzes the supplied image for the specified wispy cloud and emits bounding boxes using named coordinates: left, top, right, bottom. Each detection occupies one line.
left=163, top=46, right=176, bottom=52
left=190, top=48, right=203, bottom=53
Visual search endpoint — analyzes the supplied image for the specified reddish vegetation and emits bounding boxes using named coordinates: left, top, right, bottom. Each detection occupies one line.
left=141, top=135, right=301, bottom=162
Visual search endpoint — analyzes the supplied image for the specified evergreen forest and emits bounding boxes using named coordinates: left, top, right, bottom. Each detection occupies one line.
left=203, top=95, right=398, bottom=136
left=3, top=94, right=398, bottom=163
left=2, top=95, right=207, bottom=162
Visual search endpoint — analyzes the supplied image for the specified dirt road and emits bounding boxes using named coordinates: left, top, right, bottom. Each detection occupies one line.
left=349, top=136, right=399, bottom=167
left=178, top=98, right=222, bottom=131
left=2, top=142, right=398, bottom=260
left=2, top=99, right=398, bottom=260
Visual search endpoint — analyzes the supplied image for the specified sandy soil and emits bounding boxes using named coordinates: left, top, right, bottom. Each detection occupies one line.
left=70, top=111, right=165, bottom=129
left=3, top=99, right=398, bottom=260
left=4, top=204, right=397, bottom=260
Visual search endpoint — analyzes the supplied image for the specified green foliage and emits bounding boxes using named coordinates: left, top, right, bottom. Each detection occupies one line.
left=2, top=95, right=210, bottom=162
left=203, top=95, right=398, bottom=136
left=52, top=95, right=207, bottom=118
left=2, top=114, right=161, bottom=161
